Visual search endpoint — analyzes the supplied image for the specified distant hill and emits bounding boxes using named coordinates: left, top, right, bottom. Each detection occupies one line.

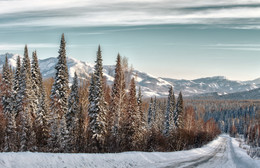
left=190, top=88, right=260, bottom=100
left=1, top=53, right=259, bottom=98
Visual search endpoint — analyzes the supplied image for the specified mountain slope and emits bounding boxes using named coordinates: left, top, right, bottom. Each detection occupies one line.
left=1, top=53, right=259, bottom=98
left=219, top=88, right=260, bottom=100
left=162, top=76, right=258, bottom=96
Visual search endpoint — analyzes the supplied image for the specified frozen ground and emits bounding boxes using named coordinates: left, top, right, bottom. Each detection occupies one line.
left=0, top=134, right=259, bottom=168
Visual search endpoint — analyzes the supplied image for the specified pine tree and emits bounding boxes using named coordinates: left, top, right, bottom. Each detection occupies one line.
left=66, top=72, right=80, bottom=152
left=169, top=88, right=175, bottom=128
left=17, top=45, right=37, bottom=151
left=2, top=56, right=13, bottom=116
left=153, top=96, right=157, bottom=124
left=175, top=92, right=184, bottom=129
left=35, top=87, right=50, bottom=151
left=12, top=56, right=21, bottom=118
left=129, top=78, right=141, bottom=150
left=30, top=50, right=50, bottom=151
left=137, top=87, right=145, bottom=130
left=157, top=99, right=166, bottom=132
left=50, top=34, right=69, bottom=115
left=48, top=111, right=59, bottom=152
left=31, top=51, right=43, bottom=99
left=58, top=113, right=70, bottom=153
left=1, top=56, right=17, bottom=152
left=87, top=46, right=108, bottom=152
left=164, top=86, right=175, bottom=135
left=147, top=97, right=154, bottom=127
left=137, top=87, right=146, bottom=150
left=49, top=34, right=69, bottom=152
left=77, top=104, right=85, bottom=152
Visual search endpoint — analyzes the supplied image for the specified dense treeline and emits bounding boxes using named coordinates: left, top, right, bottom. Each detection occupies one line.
left=186, top=99, right=260, bottom=158
left=0, top=34, right=219, bottom=153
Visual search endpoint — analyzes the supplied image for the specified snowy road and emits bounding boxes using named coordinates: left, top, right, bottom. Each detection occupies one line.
left=0, top=134, right=259, bottom=168
left=156, top=134, right=259, bottom=168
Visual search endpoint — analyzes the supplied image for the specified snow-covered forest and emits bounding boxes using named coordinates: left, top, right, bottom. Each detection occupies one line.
left=0, top=34, right=221, bottom=153
left=186, top=100, right=260, bottom=158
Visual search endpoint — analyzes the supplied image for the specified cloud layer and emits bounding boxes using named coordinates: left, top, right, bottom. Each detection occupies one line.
left=1, top=0, right=260, bottom=28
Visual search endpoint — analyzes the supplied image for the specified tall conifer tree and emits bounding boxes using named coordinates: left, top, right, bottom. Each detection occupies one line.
left=49, top=34, right=69, bottom=152
left=87, top=46, right=108, bottom=152
left=164, top=86, right=175, bottom=135
left=2, top=56, right=17, bottom=151
left=128, top=78, right=141, bottom=149
left=31, top=51, right=43, bottom=99
left=108, top=54, right=127, bottom=151
left=175, top=92, right=184, bottom=128
left=12, top=56, right=21, bottom=118
left=77, top=104, right=85, bottom=152
left=137, top=87, right=145, bottom=130
left=67, top=72, right=80, bottom=152
left=121, top=78, right=140, bottom=150
left=35, top=87, right=50, bottom=151
left=17, top=45, right=37, bottom=151
left=153, top=96, right=157, bottom=124
left=31, top=51, right=49, bottom=151
left=147, top=97, right=154, bottom=127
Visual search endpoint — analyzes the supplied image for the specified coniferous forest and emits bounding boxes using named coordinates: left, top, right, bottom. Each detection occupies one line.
left=1, top=34, right=259, bottom=155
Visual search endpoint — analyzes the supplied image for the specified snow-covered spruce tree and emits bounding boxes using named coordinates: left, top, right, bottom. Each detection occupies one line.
left=66, top=72, right=80, bottom=152
left=164, top=86, right=175, bottom=135
left=17, top=45, right=37, bottom=151
left=31, top=51, right=43, bottom=99
left=49, top=34, right=69, bottom=153
left=10, top=56, right=21, bottom=150
left=77, top=104, right=85, bottom=152
left=137, top=87, right=146, bottom=149
left=35, top=87, right=50, bottom=151
left=31, top=50, right=50, bottom=150
left=129, top=78, right=142, bottom=150
left=87, top=46, right=108, bottom=153
left=47, top=112, right=59, bottom=152
left=87, top=73, right=95, bottom=149
left=1, top=56, right=13, bottom=115
left=153, top=96, right=157, bottom=125
left=1, top=56, right=17, bottom=152
left=175, top=92, right=184, bottom=129
left=137, top=87, right=146, bottom=130
left=59, top=112, right=70, bottom=152
left=169, top=88, right=176, bottom=128
left=157, top=99, right=167, bottom=132
left=147, top=97, right=154, bottom=127
left=12, top=56, right=21, bottom=118
left=0, top=103, right=4, bottom=151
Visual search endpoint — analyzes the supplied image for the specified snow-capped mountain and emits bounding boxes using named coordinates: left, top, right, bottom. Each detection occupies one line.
left=162, top=76, right=259, bottom=96
left=1, top=53, right=259, bottom=97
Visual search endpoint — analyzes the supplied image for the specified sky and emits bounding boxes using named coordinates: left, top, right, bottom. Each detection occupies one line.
left=1, top=0, right=260, bottom=81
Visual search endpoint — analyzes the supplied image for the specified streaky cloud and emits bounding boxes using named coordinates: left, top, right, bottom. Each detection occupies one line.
left=1, top=0, right=260, bottom=29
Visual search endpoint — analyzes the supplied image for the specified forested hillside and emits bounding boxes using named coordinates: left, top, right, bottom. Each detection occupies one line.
left=0, top=34, right=219, bottom=153
left=186, top=99, right=260, bottom=158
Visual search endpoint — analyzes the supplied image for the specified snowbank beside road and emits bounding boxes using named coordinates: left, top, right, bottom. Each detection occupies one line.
left=0, top=135, right=259, bottom=168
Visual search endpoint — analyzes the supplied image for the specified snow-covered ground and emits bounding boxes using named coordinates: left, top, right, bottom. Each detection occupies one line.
left=0, top=134, right=259, bottom=168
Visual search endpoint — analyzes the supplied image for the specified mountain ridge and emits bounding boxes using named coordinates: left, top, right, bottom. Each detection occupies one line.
left=1, top=53, right=259, bottom=98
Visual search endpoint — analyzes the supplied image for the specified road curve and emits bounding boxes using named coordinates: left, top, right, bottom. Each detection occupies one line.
left=159, top=135, right=259, bottom=168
